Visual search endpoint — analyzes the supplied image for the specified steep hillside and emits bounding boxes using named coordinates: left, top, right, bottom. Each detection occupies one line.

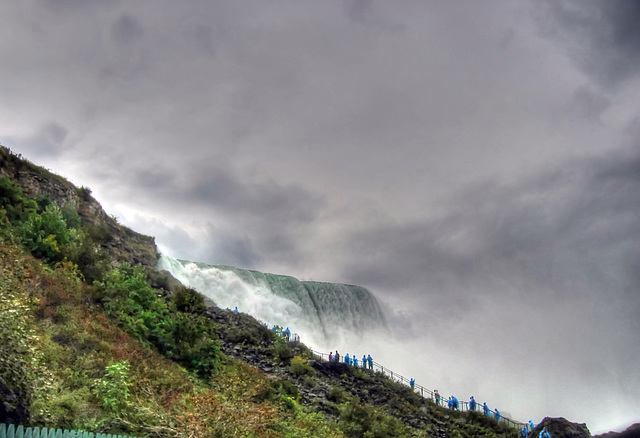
left=0, top=146, right=158, bottom=268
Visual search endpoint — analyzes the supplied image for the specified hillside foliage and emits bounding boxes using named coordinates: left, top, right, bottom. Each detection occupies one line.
left=0, top=163, right=522, bottom=437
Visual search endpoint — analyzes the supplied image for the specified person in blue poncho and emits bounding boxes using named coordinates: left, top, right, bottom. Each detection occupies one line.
left=529, top=421, right=536, bottom=431
left=494, top=409, right=501, bottom=421
left=410, top=378, right=415, bottom=389
left=344, top=353, right=350, bottom=365
left=367, top=354, right=373, bottom=369
left=362, top=355, right=367, bottom=368
left=452, top=396, right=459, bottom=410
left=469, top=396, right=476, bottom=411
left=283, top=327, right=291, bottom=341
left=539, top=426, right=551, bottom=438
left=353, top=356, right=359, bottom=367
left=483, top=402, right=490, bottom=415
left=522, top=426, right=529, bottom=437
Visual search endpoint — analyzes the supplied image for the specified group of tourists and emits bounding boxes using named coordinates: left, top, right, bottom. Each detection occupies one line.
left=328, top=351, right=375, bottom=370
left=432, top=391, right=544, bottom=435
left=520, top=422, right=551, bottom=437
left=270, top=324, right=292, bottom=341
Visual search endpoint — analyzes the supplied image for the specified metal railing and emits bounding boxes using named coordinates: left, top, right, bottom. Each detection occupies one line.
left=0, top=423, right=143, bottom=438
left=309, top=349, right=525, bottom=430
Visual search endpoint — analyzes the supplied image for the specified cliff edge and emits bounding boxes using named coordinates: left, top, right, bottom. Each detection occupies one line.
left=0, top=146, right=158, bottom=268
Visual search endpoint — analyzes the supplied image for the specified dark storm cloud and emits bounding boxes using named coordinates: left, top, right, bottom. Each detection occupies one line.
left=124, top=163, right=326, bottom=269
left=540, top=0, right=640, bottom=88
left=6, top=123, right=69, bottom=158
left=344, top=0, right=374, bottom=23
left=341, top=146, right=640, bottom=312
left=186, top=167, right=326, bottom=226
left=111, top=14, right=144, bottom=46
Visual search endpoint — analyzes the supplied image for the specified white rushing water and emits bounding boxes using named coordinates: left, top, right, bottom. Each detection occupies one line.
left=157, top=255, right=389, bottom=351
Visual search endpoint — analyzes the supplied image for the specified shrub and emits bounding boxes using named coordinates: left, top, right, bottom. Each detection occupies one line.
left=338, top=401, right=407, bottom=438
left=171, top=287, right=207, bottom=315
left=0, top=281, right=36, bottom=423
left=290, top=355, right=315, bottom=378
left=0, top=176, right=38, bottom=223
left=272, top=340, right=294, bottom=364
left=93, top=361, right=132, bottom=413
left=17, top=204, right=79, bottom=263
left=95, top=263, right=221, bottom=378
left=77, top=186, right=92, bottom=202
left=255, top=378, right=300, bottom=402
left=328, top=386, right=347, bottom=403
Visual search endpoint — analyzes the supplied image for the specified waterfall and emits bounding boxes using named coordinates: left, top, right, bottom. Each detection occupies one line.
left=157, top=255, right=388, bottom=350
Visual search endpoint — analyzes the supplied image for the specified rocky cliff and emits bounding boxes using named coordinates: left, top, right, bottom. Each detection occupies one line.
left=0, top=146, right=158, bottom=268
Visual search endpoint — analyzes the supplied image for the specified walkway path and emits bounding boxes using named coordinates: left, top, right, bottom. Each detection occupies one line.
left=309, top=348, right=526, bottom=431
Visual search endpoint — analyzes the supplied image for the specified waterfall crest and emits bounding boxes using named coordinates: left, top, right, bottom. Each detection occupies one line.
left=158, top=255, right=388, bottom=349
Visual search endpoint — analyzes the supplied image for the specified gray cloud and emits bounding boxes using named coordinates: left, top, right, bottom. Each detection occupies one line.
left=1, top=1, right=639, bottom=432
left=6, top=123, right=69, bottom=158
left=111, top=14, right=144, bottom=46
left=342, top=145, right=640, bottom=308
left=539, top=0, right=640, bottom=88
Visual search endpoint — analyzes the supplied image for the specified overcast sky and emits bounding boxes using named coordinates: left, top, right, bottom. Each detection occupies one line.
left=1, top=0, right=639, bottom=434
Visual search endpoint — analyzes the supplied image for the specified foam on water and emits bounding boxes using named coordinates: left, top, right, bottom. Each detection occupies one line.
left=158, top=255, right=388, bottom=351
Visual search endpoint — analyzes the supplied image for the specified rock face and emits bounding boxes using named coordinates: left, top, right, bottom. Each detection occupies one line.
left=0, top=146, right=158, bottom=268
left=595, top=424, right=640, bottom=438
left=531, top=417, right=591, bottom=438
left=0, top=378, right=29, bottom=424
left=532, top=418, right=640, bottom=438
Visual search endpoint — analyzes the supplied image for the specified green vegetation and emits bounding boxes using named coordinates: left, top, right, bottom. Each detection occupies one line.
left=0, top=176, right=110, bottom=283
left=95, top=263, right=221, bottom=378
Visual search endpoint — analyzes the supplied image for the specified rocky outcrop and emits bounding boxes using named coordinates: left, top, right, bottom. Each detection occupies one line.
left=0, top=146, right=158, bottom=268
left=531, top=417, right=591, bottom=438
left=532, top=418, right=640, bottom=438
left=0, top=377, right=30, bottom=425
left=595, top=424, right=640, bottom=438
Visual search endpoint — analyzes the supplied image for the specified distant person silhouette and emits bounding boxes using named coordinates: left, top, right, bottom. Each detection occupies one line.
left=362, top=355, right=367, bottom=368
left=539, top=426, right=551, bottom=438
left=367, top=354, right=373, bottom=369
left=233, top=307, right=238, bottom=312
left=344, top=353, right=350, bottom=365
left=410, top=378, right=415, bottom=389
left=329, top=352, right=333, bottom=361
left=494, top=409, right=501, bottom=421
left=353, top=356, right=359, bottom=367
left=529, top=421, right=536, bottom=431
left=434, top=390, right=441, bottom=405
left=522, top=426, right=529, bottom=437
left=483, top=402, right=490, bottom=415
left=335, top=350, right=340, bottom=362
